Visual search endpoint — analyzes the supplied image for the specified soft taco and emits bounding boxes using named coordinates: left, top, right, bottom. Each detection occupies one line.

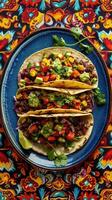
left=18, top=113, right=93, bottom=155
left=18, top=47, right=98, bottom=89
left=14, top=86, right=94, bottom=116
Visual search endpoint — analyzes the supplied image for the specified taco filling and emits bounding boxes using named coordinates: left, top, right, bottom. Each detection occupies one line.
left=18, top=47, right=98, bottom=88
left=15, top=87, right=94, bottom=115
left=18, top=114, right=93, bottom=154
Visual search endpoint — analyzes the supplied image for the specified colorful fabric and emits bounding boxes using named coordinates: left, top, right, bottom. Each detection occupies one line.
left=0, top=0, right=112, bottom=199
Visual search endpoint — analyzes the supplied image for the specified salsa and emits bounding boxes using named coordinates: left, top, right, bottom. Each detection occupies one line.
left=15, top=89, right=94, bottom=114
left=19, top=116, right=91, bottom=148
left=19, top=51, right=97, bottom=87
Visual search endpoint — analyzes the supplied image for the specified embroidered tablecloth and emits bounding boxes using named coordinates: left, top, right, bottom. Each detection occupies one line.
left=0, top=0, right=112, bottom=199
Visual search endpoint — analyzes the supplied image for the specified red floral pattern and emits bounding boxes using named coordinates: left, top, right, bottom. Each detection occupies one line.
left=22, top=8, right=39, bottom=23
left=21, top=0, right=41, bottom=6
left=75, top=8, right=96, bottom=24
left=20, top=177, right=39, bottom=192
left=78, top=191, right=99, bottom=200
left=77, top=175, right=96, bottom=191
left=80, top=0, right=100, bottom=7
left=0, top=0, right=112, bottom=200
left=17, top=193, right=40, bottom=200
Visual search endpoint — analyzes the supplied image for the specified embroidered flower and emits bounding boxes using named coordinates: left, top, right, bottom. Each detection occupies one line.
left=21, top=0, right=41, bottom=6
left=78, top=191, right=99, bottom=200
left=80, top=0, right=100, bottom=7
left=98, top=30, right=112, bottom=50
left=75, top=8, right=96, bottom=24
left=78, top=175, right=96, bottom=191
left=100, top=189, right=112, bottom=200
left=22, top=8, right=38, bottom=23
left=20, top=177, right=38, bottom=192
left=17, top=192, right=40, bottom=200
left=101, top=0, right=112, bottom=12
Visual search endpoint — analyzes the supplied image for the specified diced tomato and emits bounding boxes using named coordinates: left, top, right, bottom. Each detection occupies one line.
left=42, top=66, right=49, bottom=73
left=37, top=74, right=43, bottom=77
left=53, top=131, right=59, bottom=136
left=48, top=136, right=56, bottom=142
left=43, top=98, right=49, bottom=105
left=28, top=124, right=38, bottom=134
left=73, top=100, right=81, bottom=110
left=65, top=61, right=72, bottom=67
left=62, top=105, right=69, bottom=109
left=67, top=62, right=72, bottom=67
left=66, top=131, right=75, bottom=141
left=59, top=130, right=65, bottom=135
left=43, top=75, right=49, bottom=82
left=49, top=74, right=57, bottom=81
left=75, top=102, right=81, bottom=110
left=71, top=70, right=80, bottom=78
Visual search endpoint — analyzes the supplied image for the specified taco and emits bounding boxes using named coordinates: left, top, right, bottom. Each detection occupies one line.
left=18, top=113, right=93, bottom=155
left=18, top=47, right=98, bottom=89
left=14, top=86, right=94, bottom=116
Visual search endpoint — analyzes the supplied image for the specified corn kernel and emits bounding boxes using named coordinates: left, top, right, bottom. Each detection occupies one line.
left=16, top=93, right=22, bottom=99
left=69, top=57, right=74, bottom=63
left=78, top=64, right=85, bottom=71
left=42, top=58, right=50, bottom=66
left=81, top=100, right=87, bottom=107
left=29, top=69, right=37, bottom=77
left=56, top=75, right=61, bottom=80
left=58, top=53, right=63, bottom=59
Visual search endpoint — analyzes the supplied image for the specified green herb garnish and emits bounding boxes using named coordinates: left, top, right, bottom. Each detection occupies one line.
left=54, top=154, right=67, bottom=167
left=52, top=28, right=94, bottom=54
left=93, top=88, right=106, bottom=105
left=27, top=62, right=32, bottom=68
left=47, top=144, right=67, bottom=167
left=52, top=35, right=66, bottom=46
left=47, top=149, right=56, bottom=160
left=79, top=43, right=94, bottom=54
left=71, top=27, right=83, bottom=40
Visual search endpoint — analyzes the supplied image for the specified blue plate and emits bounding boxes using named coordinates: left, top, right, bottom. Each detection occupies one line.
left=0, top=28, right=111, bottom=170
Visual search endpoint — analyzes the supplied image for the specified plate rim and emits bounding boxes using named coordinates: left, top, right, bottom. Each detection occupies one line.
left=0, top=27, right=111, bottom=170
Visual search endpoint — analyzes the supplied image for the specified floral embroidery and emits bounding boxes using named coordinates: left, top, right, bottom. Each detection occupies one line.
left=20, top=177, right=39, bottom=192
left=78, top=191, right=99, bottom=200
left=77, top=175, right=96, bottom=191
left=0, top=1, right=112, bottom=200
left=21, top=0, right=41, bottom=6
left=80, top=0, right=100, bottom=7
left=22, top=8, right=39, bottom=23
left=75, top=8, right=96, bottom=24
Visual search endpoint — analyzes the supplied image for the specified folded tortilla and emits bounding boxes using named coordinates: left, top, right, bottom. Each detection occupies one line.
left=18, top=113, right=93, bottom=155
left=15, top=86, right=94, bottom=116
left=18, top=47, right=98, bottom=89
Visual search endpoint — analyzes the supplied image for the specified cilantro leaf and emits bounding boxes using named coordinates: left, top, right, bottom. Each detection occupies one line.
left=79, top=43, right=94, bottom=54
left=93, top=88, right=106, bottom=106
left=66, top=140, right=74, bottom=148
left=52, top=35, right=67, bottom=46
left=47, top=149, right=56, bottom=160
left=27, top=62, right=32, bottom=69
left=54, top=154, right=67, bottom=167
left=71, top=27, right=83, bottom=40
